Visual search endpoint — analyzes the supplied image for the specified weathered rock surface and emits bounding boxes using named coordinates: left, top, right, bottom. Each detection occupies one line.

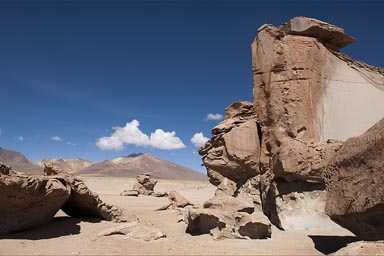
left=200, top=17, right=384, bottom=233
left=199, top=101, right=260, bottom=186
left=44, top=163, right=132, bottom=222
left=132, top=173, right=158, bottom=195
left=203, top=195, right=254, bottom=214
left=280, top=16, right=356, bottom=50
left=185, top=208, right=271, bottom=240
left=331, top=241, right=384, bottom=256
left=324, top=118, right=384, bottom=240
left=157, top=191, right=192, bottom=211
left=251, top=17, right=384, bottom=229
left=0, top=163, right=70, bottom=234
left=120, top=190, right=139, bottom=197
left=98, top=222, right=166, bottom=241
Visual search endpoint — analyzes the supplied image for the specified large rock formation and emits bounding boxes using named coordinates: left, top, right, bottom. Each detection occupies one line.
left=251, top=16, right=384, bottom=230
left=324, top=118, right=384, bottom=240
left=200, top=16, right=384, bottom=232
left=199, top=101, right=260, bottom=189
left=0, top=163, right=70, bottom=234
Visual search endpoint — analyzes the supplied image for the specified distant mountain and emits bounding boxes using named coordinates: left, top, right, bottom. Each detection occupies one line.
left=0, top=147, right=207, bottom=181
left=37, top=158, right=93, bottom=173
left=78, top=153, right=207, bottom=181
left=0, top=147, right=43, bottom=174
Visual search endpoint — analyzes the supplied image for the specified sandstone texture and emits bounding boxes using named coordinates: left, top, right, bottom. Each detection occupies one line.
left=200, top=16, right=384, bottom=233
left=157, top=191, right=193, bottom=211
left=252, top=16, right=384, bottom=229
left=44, top=163, right=131, bottom=222
left=280, top=16, right=356, bottom=50
left=331, top=241, right=384, bottom=256
left=0, top=163, right=70, bottom=235
left=324, top=118, right=384, bottom=240
left=185, top=200, right=271, bottom=240
left=199, top=101, right=260, bottom=187
left=132, top=173, right=158, bottom=195
left=98, top=222, right=166, bottom=241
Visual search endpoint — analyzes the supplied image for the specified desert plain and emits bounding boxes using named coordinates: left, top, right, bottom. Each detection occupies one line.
left=0, top=176, right=356, bottom=255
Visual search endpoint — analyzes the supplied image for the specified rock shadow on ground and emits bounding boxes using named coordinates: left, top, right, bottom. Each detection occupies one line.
left=0, top=217, right=100, bottom=240
left=308, top=235, right=360, bottom=255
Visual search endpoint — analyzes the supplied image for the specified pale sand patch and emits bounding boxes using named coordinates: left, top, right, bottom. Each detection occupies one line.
left=0, top=177, right=356, bottom=255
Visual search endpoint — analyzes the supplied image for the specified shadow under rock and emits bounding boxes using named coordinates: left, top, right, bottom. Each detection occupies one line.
left=309, top=235, right=360, bottom=255
left=0, top=216, right=101, bottom=240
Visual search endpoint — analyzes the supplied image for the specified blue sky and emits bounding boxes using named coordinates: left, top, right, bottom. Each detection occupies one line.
left=0, top=1, right=383, bottom=173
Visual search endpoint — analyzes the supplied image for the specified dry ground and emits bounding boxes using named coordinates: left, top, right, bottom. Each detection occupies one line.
left=0, top=177, right=357, bottom=255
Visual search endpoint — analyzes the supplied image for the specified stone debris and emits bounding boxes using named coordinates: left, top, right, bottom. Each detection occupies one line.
left=98, top=222, right=166, bottom=241
left=324, top=118, right=384, bottom=240
left=185, top=208, right=271, bottom=240
left=120, top=190, right=139, bottom=197
left=156, top=191, right=193, bottom=211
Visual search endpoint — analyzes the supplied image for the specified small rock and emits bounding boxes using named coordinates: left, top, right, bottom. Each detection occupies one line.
left=98, top=222, right=166, bottom=241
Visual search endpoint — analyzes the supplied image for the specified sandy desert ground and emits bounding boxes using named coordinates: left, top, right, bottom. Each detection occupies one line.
left=0, top=177, right=357, bottom=255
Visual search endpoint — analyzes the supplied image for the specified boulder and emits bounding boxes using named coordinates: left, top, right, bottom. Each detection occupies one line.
left=156, top=191, right=192, bottom=210
left=199, top=101, right=260, bottom=186
left=280, top=16, right=356, bottom=50
left=120, top=190, right=139, bottom=197
left=132, top=173, right=157, bottom=195
left=185, top=208, right=271, bottom=240
left=98, top=222, right=166, bottom=241
left=44, top=163, right=133, bottom=222
left=324, top=118, right=384, bottom=240
left=0, top=163, right=70, bottom=234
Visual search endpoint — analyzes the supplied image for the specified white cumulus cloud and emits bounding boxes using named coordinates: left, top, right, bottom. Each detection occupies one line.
left=96, top=119, right=186, bottom=151
left=206, top=113, right=223, bottom=121
left=67, top=142, right=76, bottom=146
left=150, top=129, right=186, bottom=150
left=16, top=136, right=24, bottom=142
left=190, top=132, right=209, bottom=148
left=51, top=136, right=62, bottom=141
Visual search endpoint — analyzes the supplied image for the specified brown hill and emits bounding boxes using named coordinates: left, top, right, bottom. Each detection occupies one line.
left=0, top=147, right=43, bottom=174
left=77, top=153, right=207, bottom=181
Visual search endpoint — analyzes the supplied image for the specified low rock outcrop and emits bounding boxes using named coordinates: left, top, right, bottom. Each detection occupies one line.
left=324, top=118, right=384, bottom=240
left=157, top=191, right=193, bottom=211
left=185, top=205, right=271, bottom=240
left=44, top=163, right=131, bottom=222
left=98, top=222, right=166, bottom=241
left=120, top=173, right=158, bottom=196
left=0, top=163, right=70, bottom=235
